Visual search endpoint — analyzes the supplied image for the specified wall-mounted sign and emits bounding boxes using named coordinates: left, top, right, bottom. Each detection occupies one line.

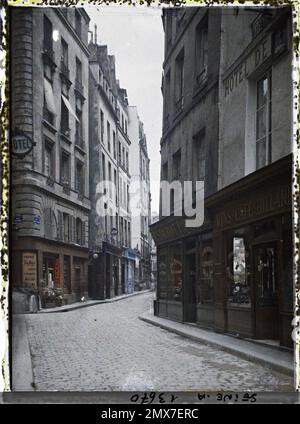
left=22, top=252, right=37, bottom=288
left=13, top=214, right=22, bottom=224
left=224, top=35, right=272, bottom=98
left=12, top=130, right=35, bottom=158
left=33, top=215, right=41, bottom=225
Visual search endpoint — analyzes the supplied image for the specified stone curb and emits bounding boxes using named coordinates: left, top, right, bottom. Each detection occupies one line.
left=139, top=313, right=294, bottom=377
left=38, top=289, right=154, bottom=314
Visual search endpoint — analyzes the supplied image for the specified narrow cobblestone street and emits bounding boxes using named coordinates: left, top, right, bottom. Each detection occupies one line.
left=23, top=292, right=293, bottom=391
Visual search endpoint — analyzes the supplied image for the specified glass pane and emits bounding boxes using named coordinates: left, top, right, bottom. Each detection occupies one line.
left=169, top=244, right=182, bottom=301
left=200, top=243, right=213, bottom=303
left=158, top=252, right=168, bottom=300
left=257, top=76, right=268, bottom=108
left=256, top=246, right=277, bottom=306
left=228, top=237, right=251, bottom=306
left=256, top=106, right=266, bottom=140
left=256, top=138, right=266, bottom=169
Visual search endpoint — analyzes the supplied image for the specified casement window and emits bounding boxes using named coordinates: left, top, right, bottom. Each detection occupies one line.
left=61, top=38, right=68, bottom=69
left=113, top=131, right=116, bottom=159
left=75, top=160, right=84, bottom=194
left=175, top=49, right=184, bottom=112
left=44, top=141, right=54, bottom=178
left=61, top=150, right=70, bottom=184
left=76, top=218, right=82, bottom=245
left=102, top=154, right=106, bottom=181
left=195, top=19, right=208, bottom=84
left=43, top=15, right=53, bottom=53
left=172, top=149, right=181, bottom=181
left=60, top=99, right=69, bottom=134
left=164, top=70, right=171, bottom=126
left=63, top=212, right=70, bottom=243
left=107, top=121, right=111, bottom=152
left=44, top=208, right=56, bottom=239
left=43, top=78, right=56, bottom=125
left=256, top=72, right=272, bottom=170
left=76, top=58, right=82, bottom=84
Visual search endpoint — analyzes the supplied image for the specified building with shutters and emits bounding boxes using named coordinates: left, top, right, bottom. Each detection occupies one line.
left=150, top=7, right=294, bottom=348
left=11, top=7, right=90, bottom=309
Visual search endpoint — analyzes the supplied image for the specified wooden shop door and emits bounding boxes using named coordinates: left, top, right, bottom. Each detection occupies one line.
left=253, top=241, right=279, bottom=340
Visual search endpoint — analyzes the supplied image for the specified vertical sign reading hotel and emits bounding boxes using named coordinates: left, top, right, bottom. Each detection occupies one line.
left=22, top=252, right=37, bottom=288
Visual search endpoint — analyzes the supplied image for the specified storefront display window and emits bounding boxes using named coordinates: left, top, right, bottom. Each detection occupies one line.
left=169, top=243, right=182, bottom=301
left=228, top=236, right=251, bottom=306
left=158, top=248, right=168, bottom=300
left=200, top=241, right=213, bottom=303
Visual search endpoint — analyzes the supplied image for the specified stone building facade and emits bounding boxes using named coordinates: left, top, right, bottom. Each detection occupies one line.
left=11, top=7, right=90, bottom=309
left=150, top=7, right=294, bottom=348
left=128, top=106, right=152, bottom=290
left=88, top=39, right=134, bottom=299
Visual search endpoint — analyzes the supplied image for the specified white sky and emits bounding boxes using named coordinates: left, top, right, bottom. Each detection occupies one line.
left=85, top=5, right=164, bottom=215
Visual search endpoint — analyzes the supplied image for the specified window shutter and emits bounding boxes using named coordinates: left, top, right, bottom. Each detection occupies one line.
left=69, top=215, right=73, bottom=243
left=58, top=211, right=63, bottom=241
left=82, top=221, right=85, bottom=246
left=73, top=217, right=76, bottom=244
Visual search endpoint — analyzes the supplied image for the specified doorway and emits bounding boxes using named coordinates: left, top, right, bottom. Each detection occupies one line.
left=253, top=241, right=279, bottom=340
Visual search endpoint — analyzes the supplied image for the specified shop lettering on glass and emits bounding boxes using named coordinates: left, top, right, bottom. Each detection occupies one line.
left=22, top=252, right=37, bottom=288
left=224, top=36, right=271, bottom=98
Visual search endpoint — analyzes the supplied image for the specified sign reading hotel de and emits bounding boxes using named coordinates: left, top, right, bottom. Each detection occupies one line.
left=223, top=34, right=272, bottom=98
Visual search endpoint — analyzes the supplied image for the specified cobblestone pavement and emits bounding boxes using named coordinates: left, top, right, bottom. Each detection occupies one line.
left=24, top=292, right=293, bottom=391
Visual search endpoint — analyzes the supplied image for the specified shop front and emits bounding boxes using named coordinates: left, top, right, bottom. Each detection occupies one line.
left=88, top=241, right=122, bottom=300
left=208, top=155, right=293, bottom=348
left=12, top=237, right=89, bottom=310
left=152, top=155, right=293, bottom=348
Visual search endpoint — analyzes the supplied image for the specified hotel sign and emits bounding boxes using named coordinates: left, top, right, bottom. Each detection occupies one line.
left=12, top=131, right=35, bottom=158
left=224, top=35, right=272, bottom=98
left=22, top=252, right=37, bottom=288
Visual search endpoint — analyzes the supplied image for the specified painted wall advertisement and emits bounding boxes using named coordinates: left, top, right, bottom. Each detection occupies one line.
left=22, top=252, right=37, bottom=288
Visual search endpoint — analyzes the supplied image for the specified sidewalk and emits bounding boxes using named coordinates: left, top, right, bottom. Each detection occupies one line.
left=139, top=312, right=294, bottom=377
left=38, top=289, right=153, bottom=314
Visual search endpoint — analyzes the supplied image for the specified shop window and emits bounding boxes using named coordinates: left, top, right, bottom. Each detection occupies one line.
left=199, top=241, right=213, bottom=303
left=63, top=256, right=71, bottom=293
left=228, top=236, right=251, bottom=306
left=256, top=72, right=272, bottom=170
left=169, top=243, right=182, bottom=301
left=158, top=248, right=168, bottom=300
